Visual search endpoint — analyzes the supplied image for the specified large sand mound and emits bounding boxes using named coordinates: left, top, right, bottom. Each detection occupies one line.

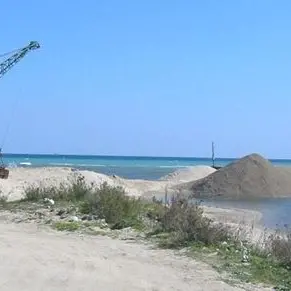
left=181, top=153, right=291, bottom=199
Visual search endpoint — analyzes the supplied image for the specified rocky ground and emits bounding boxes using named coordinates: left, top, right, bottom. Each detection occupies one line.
left=0, top=200, right=144, bottom=241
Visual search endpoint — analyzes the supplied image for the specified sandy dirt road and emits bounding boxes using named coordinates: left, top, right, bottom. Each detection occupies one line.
left=0, top=222, right=267, bottom=291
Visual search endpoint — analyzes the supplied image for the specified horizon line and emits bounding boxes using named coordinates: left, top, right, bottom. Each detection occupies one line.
left=1, top=152, right=289, bottom=161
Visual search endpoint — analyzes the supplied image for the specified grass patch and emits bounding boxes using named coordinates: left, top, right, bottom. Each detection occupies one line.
left=0, top=194, right=8, bottom=206
left=23, top=174, right=91, bottom=202
left=268, top=229, right=291, bottom=269
left=22, top=175, right=158, bottom=230
left=79, top=183, right=145, bottom=229
left=189, top=242, right=291, bottom=290
left=0, top=188, right=8, bottom=206
left=151, top=197, right=230, bottom=248
left=53, top=221, right=81, bottom=231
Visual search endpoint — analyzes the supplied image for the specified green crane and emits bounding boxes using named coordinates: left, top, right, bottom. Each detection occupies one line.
left=0, top=41, right=40, bottom=179
left=0, top=41, right=40, bottom=79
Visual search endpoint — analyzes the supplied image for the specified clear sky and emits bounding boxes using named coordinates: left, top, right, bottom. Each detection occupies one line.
left=1, top=0, right=291, bottom=158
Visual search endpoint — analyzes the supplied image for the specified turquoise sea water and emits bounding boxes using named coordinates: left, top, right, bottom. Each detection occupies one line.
left=2, top=153, right=291, bottom=228
left=3, top=153, right=291, bottom=180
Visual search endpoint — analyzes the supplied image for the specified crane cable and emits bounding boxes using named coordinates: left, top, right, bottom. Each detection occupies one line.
left=0, top=48, right=20, bottom=167
left=0, top=92, right=20, bottom=151
left=0, top=43, right=39, bottom=167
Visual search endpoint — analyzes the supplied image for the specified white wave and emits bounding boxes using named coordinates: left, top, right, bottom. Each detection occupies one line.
left=48, top=163, right=75, bottom=166
left=77, top=164, right=106, bottom=167
left=48, top=163, right=106, bottom=167
left=19, top=162, right=32, bottom=166
left=158, top=165, right=188, bottom=168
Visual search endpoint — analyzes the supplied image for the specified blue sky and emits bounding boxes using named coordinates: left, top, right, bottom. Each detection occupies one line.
left=1, top=0, right=291, bottom=158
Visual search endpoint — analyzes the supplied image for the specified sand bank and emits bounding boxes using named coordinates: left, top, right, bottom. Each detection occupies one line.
left=0, top=166, right=215, bottom=201
left=0, top=166, right=263, bottom=229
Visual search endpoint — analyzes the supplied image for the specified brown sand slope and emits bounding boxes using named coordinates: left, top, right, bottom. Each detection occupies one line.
left=181, top=153, right=291, bottom=199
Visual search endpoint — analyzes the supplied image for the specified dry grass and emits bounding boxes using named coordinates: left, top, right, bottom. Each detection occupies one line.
left=23, top=175, right=152, bottom=230
left=268, top=229, right=291, bottom=269
left=152, top=196, right=231, bottom=248
left=23, top=175, right=91, bottom=202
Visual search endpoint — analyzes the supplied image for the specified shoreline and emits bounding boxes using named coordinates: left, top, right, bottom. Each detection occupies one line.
left=1, top=165, right=291, bottom=231
left=0, top=166, right=216, bottom=200
left=0, top=166, right=265, bottom=229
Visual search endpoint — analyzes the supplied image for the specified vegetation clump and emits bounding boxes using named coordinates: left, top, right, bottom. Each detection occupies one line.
left=152, top=197, right=230, bottom=248
left=23, top=175, right=91, bottom=202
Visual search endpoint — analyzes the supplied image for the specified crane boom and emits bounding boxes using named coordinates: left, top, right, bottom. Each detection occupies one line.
left=0, top=41, right=40, bottom=79
left=0, top=41, right=40, bottom=179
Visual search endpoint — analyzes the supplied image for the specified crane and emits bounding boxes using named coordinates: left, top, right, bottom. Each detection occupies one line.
left=0, top=41, right=40, bottom=79
left=0, top=41, right=40, bottom=179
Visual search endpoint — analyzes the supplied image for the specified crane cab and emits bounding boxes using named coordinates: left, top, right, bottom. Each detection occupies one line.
left=0, top=167, right=9, bottom=179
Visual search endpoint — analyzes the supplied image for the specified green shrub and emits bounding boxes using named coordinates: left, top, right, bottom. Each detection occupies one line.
left=54, top=221, right=80, bottom=231
left=23, top=174, right=91, bottom=202
left=155, top=197, right=230, bottom=248
left=80, top=182, right=143, bottom=229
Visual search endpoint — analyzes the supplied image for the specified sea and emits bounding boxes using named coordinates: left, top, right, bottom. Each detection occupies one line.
left=2, top=153, right=291, bottom=229
left=3, top=153, right=291, bottom=180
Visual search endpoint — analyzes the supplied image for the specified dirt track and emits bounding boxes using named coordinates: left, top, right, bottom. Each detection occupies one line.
left=0, top=222, right=266, bottom=291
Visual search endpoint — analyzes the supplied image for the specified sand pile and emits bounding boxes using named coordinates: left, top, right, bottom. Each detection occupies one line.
left=181, top=153, right=291, bottom=199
